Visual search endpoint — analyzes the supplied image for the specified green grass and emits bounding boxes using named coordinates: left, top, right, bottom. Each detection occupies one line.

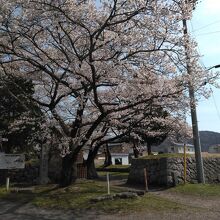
left=32, top=181, right=123, bottom=210
left=0, top=180, right=187, bottom=214
left=92, top=194, right=186, bottom=214
left=106, top=165, right=130, bottom=169
left=169, top=184, right=220, bottom=197
left=98, top=171, right=129, bottom=178
left=32, top=183, right=186, bottom=214
left=0, top=187, right=9, bottom=197
left=96, top=164, right=130, bottom=169
left=140, top=153, right=191, bottom=160
left=141, top=153, right=220, bottom=160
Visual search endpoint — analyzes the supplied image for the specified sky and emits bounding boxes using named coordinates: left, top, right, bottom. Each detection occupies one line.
left=190, top=0, right=220, bottom=132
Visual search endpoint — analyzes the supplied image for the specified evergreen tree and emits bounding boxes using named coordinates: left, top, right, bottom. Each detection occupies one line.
left=0, top=75, right=43, bottom=153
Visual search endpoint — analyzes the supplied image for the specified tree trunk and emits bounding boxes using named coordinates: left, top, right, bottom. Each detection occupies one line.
left=86, top=148, right=99, bottom=179
left=59, top=153, right=77, bottom=187
left=87, top=159, right=98, bottom=179
left=104, top=144, right=112, bottom=167
left=133, top=140, right=139, bottom=158
left=147, top=142, right=152, bottom=155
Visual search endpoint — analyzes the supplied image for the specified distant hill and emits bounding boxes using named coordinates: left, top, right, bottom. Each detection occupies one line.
left=198, top=131, right=220, bottom=152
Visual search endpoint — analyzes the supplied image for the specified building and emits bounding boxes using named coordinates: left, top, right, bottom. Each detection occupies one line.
left=152, top=140, right=195, bottom=155
left=111, top=153, right=129, bottom=165
left=208, top=145, right=220, bottom=153
left=165, top=143, right=195, bottom=154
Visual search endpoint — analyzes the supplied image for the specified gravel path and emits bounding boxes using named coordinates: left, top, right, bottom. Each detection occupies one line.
left=152, top=190, right=220, bottom=211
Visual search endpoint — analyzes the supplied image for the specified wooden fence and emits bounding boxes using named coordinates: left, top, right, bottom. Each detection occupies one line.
left=77, top=163, right=87, bottom=179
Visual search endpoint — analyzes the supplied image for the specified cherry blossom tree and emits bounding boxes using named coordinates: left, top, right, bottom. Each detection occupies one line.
left=85, top=103, right=192, bottom=179
left=0, top=0, right=208, bottom=186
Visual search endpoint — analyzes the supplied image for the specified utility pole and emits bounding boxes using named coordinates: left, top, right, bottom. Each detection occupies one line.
left=182, top=19, right=205, bottom=183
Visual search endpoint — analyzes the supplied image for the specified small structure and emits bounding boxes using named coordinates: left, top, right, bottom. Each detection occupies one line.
left=165, top=143, right=195, bottom=154
left=152, top=139, right=194, bottom=155
left=208, top=145, right=220, bottom=153
left=76, top=150, right=87, bottom=178
left=111, top=153, right=129, bottom=165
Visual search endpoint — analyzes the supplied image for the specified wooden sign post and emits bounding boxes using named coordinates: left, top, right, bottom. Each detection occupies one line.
left=0, top=153, right=25, bottom=191
left=107, top=172, right=110, bottom=195
left=184, top=144, right=187, bottom=184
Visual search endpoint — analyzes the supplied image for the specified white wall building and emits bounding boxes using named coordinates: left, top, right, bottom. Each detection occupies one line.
left=111, top=153, right=129, bottom=165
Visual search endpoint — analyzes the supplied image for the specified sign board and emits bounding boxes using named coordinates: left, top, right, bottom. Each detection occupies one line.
left=0, top=154, right=25, bottom=169
left=2, top=138, right=8, bottom=142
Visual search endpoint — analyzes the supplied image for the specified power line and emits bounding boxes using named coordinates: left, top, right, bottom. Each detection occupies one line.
left=195, top=30, right=220, bottom=37
left=189, top=21, right=206, bottom=69
left=210, top=87, right=220, bottom=122
left=192, top=19, right=220, bottom=33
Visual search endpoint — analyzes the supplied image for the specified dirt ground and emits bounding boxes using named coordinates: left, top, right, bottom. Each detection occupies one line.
left=0, top=190, right=220, bottom=220
left=99, top=177, right=220, bottom=220
left=0, top=177, right=219, bottom=220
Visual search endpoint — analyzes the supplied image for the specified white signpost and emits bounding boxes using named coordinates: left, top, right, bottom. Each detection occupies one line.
left=0, top=153, right=25, bottom=169
left=2, top=138, right=8, bottom=142
left=0, top=153, right=25, bottom=191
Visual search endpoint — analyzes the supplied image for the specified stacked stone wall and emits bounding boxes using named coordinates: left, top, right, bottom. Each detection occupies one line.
left=127, top=157, right=220, bottom=186
left=0, top=165, right=39, bottom=185
left=0, top=158, right=61, bottom=184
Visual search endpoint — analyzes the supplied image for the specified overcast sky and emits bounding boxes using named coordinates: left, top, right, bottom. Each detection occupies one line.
left=190, top=0, right=220, bottom=132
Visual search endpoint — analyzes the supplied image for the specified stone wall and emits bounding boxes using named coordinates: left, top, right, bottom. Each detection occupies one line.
left=127, top=156, right=220, bottom=187
left=0, top=157, right=62, bottom=185
left=0, top=165, right=39, bottom=185
left=127, top=157, right=168, bottom=186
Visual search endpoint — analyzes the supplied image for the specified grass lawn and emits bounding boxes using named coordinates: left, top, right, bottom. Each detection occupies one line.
left=104, top=164, right=130, bottom=169
left=141, top=153, right=220, bottom=160
left=98, top=171, right=129, bottom=178
left=0, top=180, right=186, bottom=214
left=169, top=184, right=220, bottom=197
left=0, top=187, right=9, bottom=197
left=140, top=153, right=192, bottom=160
left=96, top=164, right=130, bottom=170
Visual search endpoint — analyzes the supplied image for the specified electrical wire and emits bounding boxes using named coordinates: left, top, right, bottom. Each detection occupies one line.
left=192, top=19, right=220, bottom=33
left=189, top=21, right=206, bottom=69
left=195, top=30, right=220, bottom=37
left=189, top=21, right=220, bottom=137
left=208, top=86, right=220, bottom=144
left=190, top=15, right=220, bottom=137
left=210, top=87, right=220, bottom=122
